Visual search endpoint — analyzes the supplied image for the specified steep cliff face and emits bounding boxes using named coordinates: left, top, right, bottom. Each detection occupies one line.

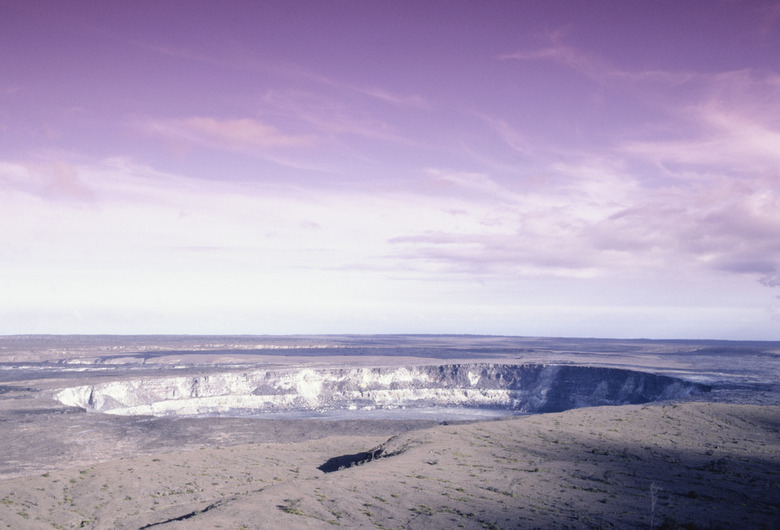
left=56, top=364, right=705, bottom=417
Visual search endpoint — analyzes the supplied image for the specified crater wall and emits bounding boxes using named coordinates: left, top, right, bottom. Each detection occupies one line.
left=55, top=363, right=706, bottom=417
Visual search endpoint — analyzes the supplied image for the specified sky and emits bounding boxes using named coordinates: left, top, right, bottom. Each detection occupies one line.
left=2, top=1, right=780, bottom=339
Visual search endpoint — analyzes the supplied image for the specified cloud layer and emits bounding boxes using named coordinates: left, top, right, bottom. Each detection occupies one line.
left=1, top=1, right=779, bottom=338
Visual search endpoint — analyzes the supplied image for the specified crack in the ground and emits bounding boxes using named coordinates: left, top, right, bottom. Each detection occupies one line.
left=138, top=499, right=224, bottom=528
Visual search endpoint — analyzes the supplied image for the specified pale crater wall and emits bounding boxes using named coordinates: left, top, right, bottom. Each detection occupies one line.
left=55, top=363, right=706, bottom=417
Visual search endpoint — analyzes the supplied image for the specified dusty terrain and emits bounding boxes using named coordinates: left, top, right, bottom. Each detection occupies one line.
left=0, top=335, right=778, bottom=529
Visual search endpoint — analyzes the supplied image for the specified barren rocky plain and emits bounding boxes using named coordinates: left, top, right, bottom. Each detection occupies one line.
left=0, top=334, right=778, bottom=529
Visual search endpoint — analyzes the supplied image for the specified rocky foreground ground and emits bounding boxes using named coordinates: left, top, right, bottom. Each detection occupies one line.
left=0, top=401, right=778, bottom=529
left=1, top=335, right=778, bottom=529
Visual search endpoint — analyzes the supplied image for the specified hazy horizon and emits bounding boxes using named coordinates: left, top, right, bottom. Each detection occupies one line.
left=1, top=330, right=777, bottom=342
left=2, top=1, right=779, bottom=340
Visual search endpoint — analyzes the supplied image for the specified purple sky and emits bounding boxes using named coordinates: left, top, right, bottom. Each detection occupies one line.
left=2, top=1, right=780, bottom=339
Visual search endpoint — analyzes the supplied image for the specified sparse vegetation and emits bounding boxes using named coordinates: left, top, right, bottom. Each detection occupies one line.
left=279, top=498, right=305, bottom=516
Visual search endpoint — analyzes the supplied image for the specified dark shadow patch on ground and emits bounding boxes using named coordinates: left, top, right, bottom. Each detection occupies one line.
left=318, top=434, right=420, bottom=473
left=318, top=446, right=386, bottom=473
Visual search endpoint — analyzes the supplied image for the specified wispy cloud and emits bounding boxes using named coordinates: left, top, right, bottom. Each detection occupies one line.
left=471, top=113, right=532, bottom=155
left=492, top=34, right=780, bottom=293
left=624, top=115, right=780, bottom=171
left=500, top=30, right=612, bottom=84
left=501, top=32, right=773, bottom=101
left=135, top=30, right=432, bottom=113
left=385, top=155, right=780, bottom=292
left=2, top=148, right=777, bottom=337
left=758, top=1, right=780, bottom=37
left=258, top=89, right=412, bottom=144
left=419, top=168, right=519, bottom=202
left=144, top=116, right=314, bottom=152
left=350, top=86, right=429, bottom=109
left=0, top=160, right=95, bottom=202
left=621, top=69, right=780, bottom=172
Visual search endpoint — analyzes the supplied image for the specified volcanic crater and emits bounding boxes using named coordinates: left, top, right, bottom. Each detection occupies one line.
left=56, top=363, right=707, bottom=418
